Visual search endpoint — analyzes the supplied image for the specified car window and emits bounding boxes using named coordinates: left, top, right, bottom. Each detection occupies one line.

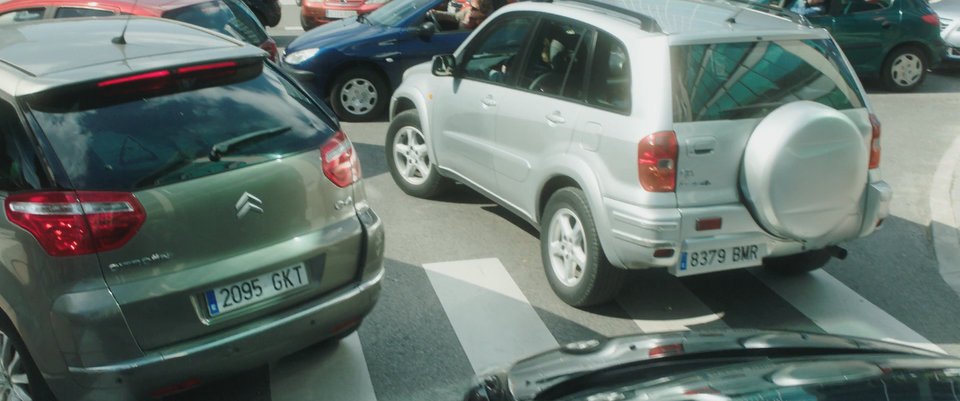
left=587, top=31, right=631, bottom=113
left=24, top=62, right=337, bottom=191
left=0, top=100, right=45, bottom=192
left=671, top=39, right=866, bottom=122
left=163, top=0, right=267, bottom=46
left=461, top=14, right=536, bottom=85
left=516, top=18, right=590, bottom=99
left=842, top=0, right=892, bottom=13
left=367, top=0, right=435, bottom=27
left=54, top=7, right=115, bottom=18
left=0, top=8, right=44, bottom=24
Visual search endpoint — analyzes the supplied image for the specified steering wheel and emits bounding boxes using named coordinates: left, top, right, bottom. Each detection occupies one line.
left=427, top=10, right=441, bottom=31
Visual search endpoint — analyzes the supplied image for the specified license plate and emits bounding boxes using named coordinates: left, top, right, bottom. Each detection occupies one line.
left=680, top=244, right=764, bottom=272
left=204, top=264, right=308, bottom=316
left=326, top=9, right=356, bottom=18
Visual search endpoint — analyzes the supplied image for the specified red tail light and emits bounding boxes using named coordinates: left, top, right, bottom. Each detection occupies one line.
left=922, top=13, right=940, bottom=26
left=5, top=192, right=146, bottom=257
left=97, top=70, right=171, bottom=90
left=321, top=131, right=361, bottom=188
left=638, top=131, right=678, bottom=192
left=869, top=113, right=881, bottom=169
left=648, top=343, right=684, bottom=358
left=260, top=39, right=279, bottom=62
left=176, top=61, right=238, bottom=74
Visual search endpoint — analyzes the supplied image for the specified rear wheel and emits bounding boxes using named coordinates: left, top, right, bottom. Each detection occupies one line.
left=882, top=46, right=927, bottom=92
left=541, top=188, right=624, bottom=307
left=386, top=110, right=453, bottom=198
left=762, top=249, right=833, bottom=275
left=330, top=68, right=388, bottom=122
left=0, top=318, right=54, bottom=401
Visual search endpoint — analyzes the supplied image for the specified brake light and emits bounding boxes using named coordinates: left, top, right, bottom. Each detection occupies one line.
left=869, top=113, right=881, bottom=169
left=176, top=61, right=238, bottom=74
left=97, top=70, right=171, bottom=88
left=321, top=131, right=361, bottom=188
left=648, top=343, right=684, bottom=358
left=97, top=60, right=244, bottom=90
left=638, top=131, right=678, bottom=192
left=5, top=192, right=146, bottom=257
left=922, top=13, right=939, bottom=26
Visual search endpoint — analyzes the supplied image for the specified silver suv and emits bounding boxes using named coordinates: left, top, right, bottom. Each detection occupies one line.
left=387, top=0, right=891, bottom=306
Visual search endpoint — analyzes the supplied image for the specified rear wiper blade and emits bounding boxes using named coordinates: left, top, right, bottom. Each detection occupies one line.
left=209, top=126, right=291, bottom=161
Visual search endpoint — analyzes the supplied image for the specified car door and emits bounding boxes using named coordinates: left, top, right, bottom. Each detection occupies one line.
left=827, top=0, right=900, bottom=73
left=431, top=12, right=536, bottom=193
left=492, top=16, right=591, bottom=219
left=389, top=28, right=471, bottom=81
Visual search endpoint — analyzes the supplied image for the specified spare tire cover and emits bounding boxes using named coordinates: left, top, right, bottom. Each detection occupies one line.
left=742, top=101, right=867, bottom=241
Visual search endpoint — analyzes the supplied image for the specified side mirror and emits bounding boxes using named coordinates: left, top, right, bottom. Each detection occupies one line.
left=418, top=22, right=437, bottom=39
left=431, top=54, right=457, bottom=77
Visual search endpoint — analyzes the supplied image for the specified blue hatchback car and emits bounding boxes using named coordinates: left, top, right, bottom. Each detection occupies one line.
left=283, top=0, right=473, bottom=121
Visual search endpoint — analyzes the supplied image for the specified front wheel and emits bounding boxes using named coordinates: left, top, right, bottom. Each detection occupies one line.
left=541, top=188, right=625, bottom=307
left=330, top=68, right=389, bottom=122
left=881, top=46, right=927, bottom=92
left=386, top=110, right=453, bottom=198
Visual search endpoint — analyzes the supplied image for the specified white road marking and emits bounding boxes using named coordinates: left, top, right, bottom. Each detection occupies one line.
left=424, top=258, right=559, bottom=372
left=270, top=333, right=378, bottom=401
left=753, top=269, right=945, bottom=354
left=618, top=277, right=728, bottom=333
left=279, top=0, right=297, bottom=5
left=284, top=26, right=304, bottom=31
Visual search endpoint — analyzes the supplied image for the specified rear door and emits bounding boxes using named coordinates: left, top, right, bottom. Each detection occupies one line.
left=25, top=61, right=365, bottom=350
left=828, top=0, right=899, bottom=73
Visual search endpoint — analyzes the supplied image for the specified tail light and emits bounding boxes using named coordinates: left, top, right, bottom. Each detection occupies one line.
left=5, top=192, right=146, bottom=257
left=260, top=38, right=279, bottom=62
left=321, top=131, right=362, bottom=188
left=648, top=343, right=684, bottom=358
left=869, top=113, right=881, bottom=169
left=922, top=13, right=940, bottom=26
left=638, top=131, right=678, bottom=192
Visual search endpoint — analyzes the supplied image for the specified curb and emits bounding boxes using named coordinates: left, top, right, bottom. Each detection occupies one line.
left=930, top=135, right=960, bottom=296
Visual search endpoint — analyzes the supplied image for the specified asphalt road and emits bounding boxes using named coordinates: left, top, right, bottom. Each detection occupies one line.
left=163, top=6, right=960, bottom=401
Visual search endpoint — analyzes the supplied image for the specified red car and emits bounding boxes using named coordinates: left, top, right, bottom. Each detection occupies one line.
left=299, top=0, right=392, bottom=30
left=0, top=0, right=278, bottom=60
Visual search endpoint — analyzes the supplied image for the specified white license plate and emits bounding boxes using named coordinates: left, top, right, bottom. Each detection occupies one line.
left=680, top=243, right=764, bottom=272
left=326, top=9, right=356, bottom=18
left=204, top=264, right=308, bottom=316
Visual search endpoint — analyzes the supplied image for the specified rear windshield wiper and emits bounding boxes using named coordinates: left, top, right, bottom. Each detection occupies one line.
left=209, top=125, right=291, bottom=161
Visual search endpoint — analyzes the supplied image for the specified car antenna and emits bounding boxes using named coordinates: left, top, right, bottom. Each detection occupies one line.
left=112, top=0, right=142, bottom=44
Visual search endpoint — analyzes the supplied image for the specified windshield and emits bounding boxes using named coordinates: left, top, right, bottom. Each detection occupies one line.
left=365, top=0, right=438, bottom=26
left=26, top=64, right=336, bottom=191
left=671, top=39, right=866, bottom=121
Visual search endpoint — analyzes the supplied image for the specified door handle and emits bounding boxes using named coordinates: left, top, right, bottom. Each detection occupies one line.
left=546, top=112, right=566, bottom=125
left=686, top=137, right=717, bottom=156
left=880, top=20, right=893, bottom=29
left=481, top=95, right=497, bottom=107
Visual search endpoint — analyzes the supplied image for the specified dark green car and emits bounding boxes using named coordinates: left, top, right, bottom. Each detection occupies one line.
left=761, top=0, right=944, bottom=91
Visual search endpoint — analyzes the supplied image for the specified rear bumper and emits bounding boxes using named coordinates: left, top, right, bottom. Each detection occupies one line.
left=48, top=267, right=382, bottom=400
left=601, top=179, right=892, bottom=276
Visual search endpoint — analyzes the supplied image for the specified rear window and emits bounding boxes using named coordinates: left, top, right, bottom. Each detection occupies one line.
left=163, top=0, right=267, bottom=46
left=671, top=39, right=866, bottom=122
left=25, top=62, right=337, bottom=191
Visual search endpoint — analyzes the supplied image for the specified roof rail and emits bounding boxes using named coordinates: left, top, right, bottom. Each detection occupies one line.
left=721, top=0, right=811, bottom=26
left=545, top=0, right=663, bottom=33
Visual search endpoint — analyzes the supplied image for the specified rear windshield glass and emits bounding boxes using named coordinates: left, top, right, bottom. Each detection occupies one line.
left=164, top=0, right=267, bottom=45
left=671, top=39, right=866, bottom=122
left=26, top=63, right=337, bottom=191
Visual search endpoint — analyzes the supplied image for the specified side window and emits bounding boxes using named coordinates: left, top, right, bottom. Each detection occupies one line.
left=516, top=18, right=591, bottom=99
left=842, top=0, right=891, bottom=14
left=587, top=32, right=631, bottom=113
left=0, top=100, right=43, bottom=192
left=461, top=14, right=536, bottom=85
left=0, top=8, right=44, bottom=24
left=54, top=7, right=115, bottom=18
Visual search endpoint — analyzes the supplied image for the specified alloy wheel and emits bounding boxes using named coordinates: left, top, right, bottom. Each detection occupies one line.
left=0, top=330, right=31, bottom=401
left=392, top=126, right=431, bottom=186
left=547, top=208, right=588, bottom=287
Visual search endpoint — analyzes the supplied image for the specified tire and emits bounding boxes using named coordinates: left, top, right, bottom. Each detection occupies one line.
left=881, top=46, right=928, bottom=92
left=329, top=68, right=389, bottom=122
left=0, top=317, right=55, bottom=401
left=386, top=110, right=453, bottom=198
left=762, top=249, right=833, bottom=275
left=540, top=188, right=625, bottom=307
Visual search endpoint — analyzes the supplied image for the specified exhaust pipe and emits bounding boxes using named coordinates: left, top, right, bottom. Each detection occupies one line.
left=827, top=245, right=848, bottom=260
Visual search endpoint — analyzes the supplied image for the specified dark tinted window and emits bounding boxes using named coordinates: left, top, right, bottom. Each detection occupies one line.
left=54, top=7, right=115, bottom=18
left=517, top=18, right=590, bottom=98
left=671, top=39, right=865, bottom=122
left=25, top=63, right=336, bottom=191
left=163, top=0, right=267, bottom=45
left=0, top=100, right=45, bottom=192
left=587, top=32, right=630, bottom=113
left=462, top=14, right=536, bottom=84
left=0, top=8, right=44, bottom=24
